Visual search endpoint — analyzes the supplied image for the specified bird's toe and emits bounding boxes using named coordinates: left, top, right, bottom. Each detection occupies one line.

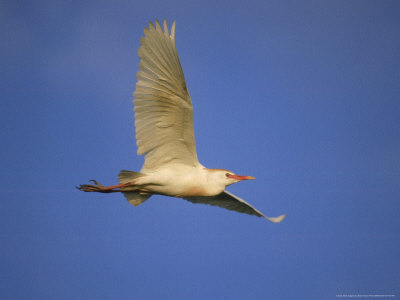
left=89, top=180, right=103, bottom=187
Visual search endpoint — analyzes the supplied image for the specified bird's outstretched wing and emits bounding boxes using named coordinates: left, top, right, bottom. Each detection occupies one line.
left=134, top=20, right=198, bottom=171
left=184, top=190, right=286, bottom=223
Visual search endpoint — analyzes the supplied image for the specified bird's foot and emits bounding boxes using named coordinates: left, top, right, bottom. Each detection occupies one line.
left=77, top=180, right=116, bottom=193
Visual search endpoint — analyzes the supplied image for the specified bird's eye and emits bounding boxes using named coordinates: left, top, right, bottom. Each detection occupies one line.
left=225, top=173, right=231, bottom=177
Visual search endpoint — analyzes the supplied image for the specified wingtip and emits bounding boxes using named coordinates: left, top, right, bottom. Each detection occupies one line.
left=171, top=20, right=176, bottom=39
left=163, top=19, right=169, bottom=35
left=148, top=20, right=155, bottom=30
left=155, top=19, right=162, bottom=32
left=266, top=214, right=286, bottom=223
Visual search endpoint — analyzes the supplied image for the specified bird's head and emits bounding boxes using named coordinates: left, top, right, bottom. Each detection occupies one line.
left=225, top=171, right=256, bottom=186
left=208, top=169, right=255, bottom=188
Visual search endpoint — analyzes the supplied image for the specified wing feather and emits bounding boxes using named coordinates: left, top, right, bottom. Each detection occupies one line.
left=184, top=191, right=286, bottom=223
left=134, top=20, right=198, bottom=171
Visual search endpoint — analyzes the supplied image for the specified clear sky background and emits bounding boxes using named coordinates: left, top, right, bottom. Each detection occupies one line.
left=1, top=1, right=399, bottom=299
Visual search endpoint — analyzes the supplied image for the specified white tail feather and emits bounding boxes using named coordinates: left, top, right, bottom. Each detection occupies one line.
left=118, top=170, right=143, bottom=184
left=122, top=192, right=151, bottom=207
left=118, top=170, right=151, bottom=206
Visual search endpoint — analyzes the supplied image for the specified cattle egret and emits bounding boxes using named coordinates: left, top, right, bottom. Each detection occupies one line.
left=78, top=20, right=285, bottom=223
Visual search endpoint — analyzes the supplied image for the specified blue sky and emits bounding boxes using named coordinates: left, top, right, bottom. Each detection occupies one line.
left=1, top=0, right=399, bottom=299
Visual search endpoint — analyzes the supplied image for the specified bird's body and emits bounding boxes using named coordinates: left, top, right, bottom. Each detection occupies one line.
left=120, top=165, right=226, bottom=197
left=78, top=20, right=285, bottom=223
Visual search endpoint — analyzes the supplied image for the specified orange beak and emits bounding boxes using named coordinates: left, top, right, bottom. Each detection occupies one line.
left=227, top=174, right=256, bottom=181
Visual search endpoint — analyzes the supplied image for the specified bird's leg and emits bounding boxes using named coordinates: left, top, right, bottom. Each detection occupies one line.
left=77, top=180, right=137, bottom=193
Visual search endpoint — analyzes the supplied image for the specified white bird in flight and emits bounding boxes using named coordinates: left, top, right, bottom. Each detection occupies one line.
left=78, top=20, right=285, bottom=223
